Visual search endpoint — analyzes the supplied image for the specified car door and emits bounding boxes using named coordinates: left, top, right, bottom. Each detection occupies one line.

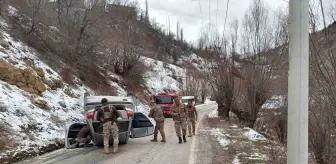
left=64, top=122, right=87, bottom=149
left=130, top=112, right=155, bottom=138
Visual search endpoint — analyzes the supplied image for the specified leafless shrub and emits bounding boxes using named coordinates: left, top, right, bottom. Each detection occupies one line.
left=306, top=1, right=336, bottom=163
left=227, top=0, right=287, bottom=128
left=60, top=67, right=74, bottom=85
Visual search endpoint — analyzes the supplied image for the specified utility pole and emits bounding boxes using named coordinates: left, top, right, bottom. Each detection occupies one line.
left=287, top=0, right=309, bottom=163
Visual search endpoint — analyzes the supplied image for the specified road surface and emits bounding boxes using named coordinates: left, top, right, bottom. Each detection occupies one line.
left=16, top=103, right=217, bottom=164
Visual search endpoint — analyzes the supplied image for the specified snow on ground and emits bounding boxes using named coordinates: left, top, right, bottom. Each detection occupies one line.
left=207, top=111, right=269, bottom=163
left=232, top=155, right=241, bottom=164
left=0, top=80, right=90, bottom=149
left=177, top=53, right=207, bottom=70
left=208, top=109, right=218, bottom=118
left=209, top=128, right=231, bottom=150
left=0, top=29, right=95, bottom=157
left=262, top=95, right=286, bottom=109
left=141, top=56, right=185, bottom=93
left=204, top=98, right=214, bottom=104
left=243, top=127, right=267, bottom=141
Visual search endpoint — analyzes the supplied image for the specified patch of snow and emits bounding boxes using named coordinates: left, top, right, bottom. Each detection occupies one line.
left=141, top=56, right=185, bottom=93
left=204, top=98, right=214, bottom=104
left=210, top=128, right=231, bottom=149
left=110, top=81, right=127, bottom=96
left=8, top=6, right=18, bottom=16
left=208, top=109, right=218, bottom=118
left=262, top=95, right=285, bottom=109
left=232, top=154, right=241, bottom=164
left=243, top=127, right=266, bottom=141
left=247, top=152, right=268, bottom=160
left=48, top=26, right=59, bottom=32
left=230, top=125, right=238, bottom=128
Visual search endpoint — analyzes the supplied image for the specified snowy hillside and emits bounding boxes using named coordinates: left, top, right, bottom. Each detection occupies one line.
left=141, top=56, right=185, bottom=93
left=0, top=25, right=97, bottom=160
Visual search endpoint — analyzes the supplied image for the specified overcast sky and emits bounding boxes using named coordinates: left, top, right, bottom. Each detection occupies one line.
left=137, top=0, right=288, bottom=43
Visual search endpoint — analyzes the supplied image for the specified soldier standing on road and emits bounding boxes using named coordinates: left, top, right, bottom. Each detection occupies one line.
left=186, top=100, right=198, bottom=137
left=171, top=96, right=188, bottom=144
left=97, top=98, right=120, bottom=154
left=148, top=98, right=166, bottom=142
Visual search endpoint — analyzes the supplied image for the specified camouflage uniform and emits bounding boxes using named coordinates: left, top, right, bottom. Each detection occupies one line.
left=186, top=103, right=198, bottom=137
left=75, top=125, right=91, bottom=147
left=97, top=99, right=120, bottom=154
left=171, top=100, right=188, bottom=143
left=148, top=102, right=166, bottom=142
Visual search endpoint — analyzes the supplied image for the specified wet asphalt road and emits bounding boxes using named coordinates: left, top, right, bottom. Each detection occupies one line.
left=16, top=103, right=217, bottom=164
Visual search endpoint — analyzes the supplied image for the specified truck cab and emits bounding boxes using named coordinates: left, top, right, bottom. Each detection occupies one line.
left=154, top=92, right=179, bottom=117
left=182, top=96, right=195, bottom=105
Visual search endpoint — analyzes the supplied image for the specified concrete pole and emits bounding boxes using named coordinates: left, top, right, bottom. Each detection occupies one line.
left=287, top=0, right=309, bottom=163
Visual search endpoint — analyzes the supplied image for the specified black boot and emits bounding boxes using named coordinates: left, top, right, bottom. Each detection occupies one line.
left=183, top=135, right=187, bottom=143
left=178, top=137, right=182, bottom=144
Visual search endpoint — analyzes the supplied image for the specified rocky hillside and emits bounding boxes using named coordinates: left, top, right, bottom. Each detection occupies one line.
left=0, top=5, right=206, bottom=163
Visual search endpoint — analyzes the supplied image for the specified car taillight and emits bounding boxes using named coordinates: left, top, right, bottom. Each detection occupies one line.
left=87, top=112, right=94, bottom=119
left=126, top=111, right=133, bottom=118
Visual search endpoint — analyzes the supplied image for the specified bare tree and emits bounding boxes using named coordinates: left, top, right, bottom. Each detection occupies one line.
left=330, top=1, right=336, bottom=21
left=231, top=0, right=283, bottom=128
left=52, top=0, right=107, bottom=65
left=306, top=0, right=336, bottom=163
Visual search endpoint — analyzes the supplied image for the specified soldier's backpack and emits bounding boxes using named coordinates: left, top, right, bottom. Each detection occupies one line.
left=102, top=105, right=117, bottom=121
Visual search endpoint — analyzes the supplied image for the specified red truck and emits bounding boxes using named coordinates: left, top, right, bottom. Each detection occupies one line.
left=153, top=92, right=180, bottom=117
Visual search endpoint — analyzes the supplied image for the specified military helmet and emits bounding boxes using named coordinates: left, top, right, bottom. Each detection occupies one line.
left=101, top=98, right=108, bottom=104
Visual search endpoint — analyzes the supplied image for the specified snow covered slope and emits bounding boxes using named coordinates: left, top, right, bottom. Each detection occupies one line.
left=141, top=56, right=185, bottom=93
left=0, top=26, right=98, bottom=159
left=0, top=21, right=129, bottom=161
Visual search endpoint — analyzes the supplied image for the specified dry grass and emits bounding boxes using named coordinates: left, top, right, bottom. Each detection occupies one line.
left=207, top=115, right=283, bottom=164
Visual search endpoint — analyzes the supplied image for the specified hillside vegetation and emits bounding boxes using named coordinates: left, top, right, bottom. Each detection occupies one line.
left=196, top=0, right=336, bottom=163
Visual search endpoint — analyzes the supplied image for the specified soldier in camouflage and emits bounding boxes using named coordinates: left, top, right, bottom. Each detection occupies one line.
left=148, top=98, right=166, bottom=142
left=186, top=100, right=198, bottom=137
left=171, top=96, right=188, bottom=143
left=96, top=98, right=120, bottom=154
left=75, top=125, right=91, bottom=147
